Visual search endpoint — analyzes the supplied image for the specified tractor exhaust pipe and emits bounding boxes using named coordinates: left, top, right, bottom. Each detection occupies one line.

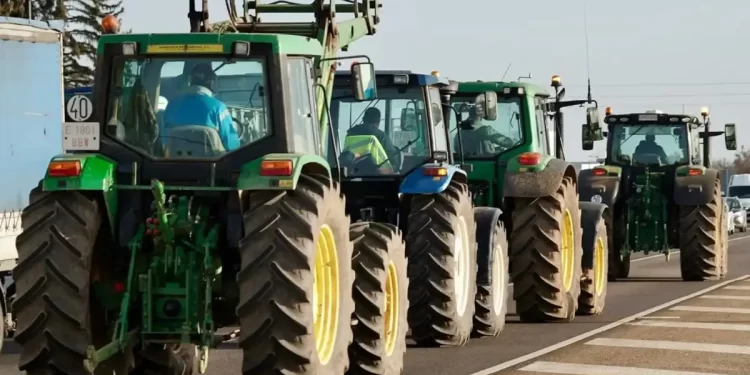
left=701, top=107, right=710, bottom=168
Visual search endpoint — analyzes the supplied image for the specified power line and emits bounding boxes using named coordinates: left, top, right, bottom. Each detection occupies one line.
left=568, top=81, right=750, bottom=88
left=597, top=92, right=750, bottom=99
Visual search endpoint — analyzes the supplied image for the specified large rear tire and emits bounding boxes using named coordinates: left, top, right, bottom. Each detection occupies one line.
left=606, top=211, right=630, bottom=281
left=510, top=176, right=582, bottom=322
left=679, top=179, right=721, bottom=281
left=577, top=218, right=608, bottom=315
left=239, top=173, right=355, bottom=375
left=348, top=222, right=408, bottom=375
left=14, top=187, right=112, bottom=375
left=471, top=218, right=508, bottom=338
left=406, top=179, right=477, bottom=347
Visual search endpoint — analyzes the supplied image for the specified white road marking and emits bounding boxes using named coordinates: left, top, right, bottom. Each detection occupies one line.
left=467, top=274, right=750, bottom=375
left=519, top=361, right=725, bottom=375
left=637, top=315, right=681, bottom=319
left=670, top=305, right=750, bottom=314
left=587, top=337, right=750, bottom=355
left=724, top=286, right=750, bottom=291
left=629, top=233, right=750, bottom=263
left=700, top=295, right=750, bottom=301
left=629, top=320, right=750, bottom=331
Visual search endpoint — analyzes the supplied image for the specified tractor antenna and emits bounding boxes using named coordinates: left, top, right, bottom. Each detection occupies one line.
left=500, top=63, right=511, bottom=81
left=584, top=3, right=592, bottom=102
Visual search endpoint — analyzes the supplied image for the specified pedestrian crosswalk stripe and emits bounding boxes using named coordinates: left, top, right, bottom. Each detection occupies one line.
left=724, top=286, right=750, bottom=291
left=700, top=295, right=750, bottom=301
left=519, top=361, right=725, bottom=375
left=629, top=320, right=750, bottom=331
left=670, top=305, right=750, bottom=314
left=586, top=338, right=750, bottom=355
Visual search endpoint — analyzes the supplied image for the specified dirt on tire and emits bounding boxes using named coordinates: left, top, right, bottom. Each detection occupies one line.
left=348, top=222, right=408, bottom=375
left=406, top=179, right=477, bottom=347
left=239, top=173, right=355, bottom=374
left=509, top=176, right=582, bottom=322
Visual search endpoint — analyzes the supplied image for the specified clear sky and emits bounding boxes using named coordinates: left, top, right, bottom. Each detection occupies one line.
left=124, top=0, right=748, bottom=162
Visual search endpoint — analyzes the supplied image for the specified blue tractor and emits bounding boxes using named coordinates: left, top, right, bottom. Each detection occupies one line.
left=329, top=71, right=509, bottom=354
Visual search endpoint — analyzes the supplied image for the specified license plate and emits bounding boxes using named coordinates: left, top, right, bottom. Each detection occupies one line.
left=63, top=122, right=100, bottom=151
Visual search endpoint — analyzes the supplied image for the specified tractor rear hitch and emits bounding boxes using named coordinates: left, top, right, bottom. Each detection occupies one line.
left=84, top=329, right=139, bottom=372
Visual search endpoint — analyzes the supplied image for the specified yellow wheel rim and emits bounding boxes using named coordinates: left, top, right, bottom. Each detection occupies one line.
left=313, top=224, right=339, bottom=365
left=561, top=209, right=575, bottom=292
left=384, top=261, right=399, bottom=356
left=594, top=237, right=605, bottom=296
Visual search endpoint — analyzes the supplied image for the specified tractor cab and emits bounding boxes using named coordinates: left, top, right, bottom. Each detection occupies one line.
left=329, top=70, right=495, bottom=224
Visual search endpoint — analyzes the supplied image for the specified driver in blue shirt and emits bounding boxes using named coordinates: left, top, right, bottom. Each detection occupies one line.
left=163, top=63, right=241, bottom=151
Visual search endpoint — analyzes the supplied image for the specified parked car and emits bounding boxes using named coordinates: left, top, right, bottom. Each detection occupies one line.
left=723, top=198, right=736, bottom=235
left=726, top=196, right=748, bottom=233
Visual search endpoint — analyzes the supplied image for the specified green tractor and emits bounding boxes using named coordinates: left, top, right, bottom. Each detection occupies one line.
left=13, top=1, right=396, bottom=374
left=449, top=75, right=610, bottom=322
left=578, top=107, right=737, bottom=282
left=329, top=70, right=508, bottom=348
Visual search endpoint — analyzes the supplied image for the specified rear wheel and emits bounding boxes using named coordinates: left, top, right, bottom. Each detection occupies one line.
left=239, top=173, right=354, bottom=375
left=13, top=186, right=128, bottom=375
left=472, top=218, right=509, bottom=338
left=577, top=218, right=608, bottom=315
left=406, top=179, right=477, bottom=347
left=606, top=210, right=630, bottom=281
left=679, top=179, right=722, bottom=281
left=348, top=222, right=408, bottom=375
left=510, top=176, right=582, bottom=322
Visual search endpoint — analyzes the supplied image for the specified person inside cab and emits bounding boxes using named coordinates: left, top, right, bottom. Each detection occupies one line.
left=634, top=134, right=668, bottom=164
left=345, top=107, right=401, bottom=168
left=454, top=106, right=513, bottom=156
left=163, top=63, right=241, bottom=152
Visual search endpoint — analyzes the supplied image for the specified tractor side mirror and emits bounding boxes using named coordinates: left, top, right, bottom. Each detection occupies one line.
left=725, top=123, right=737, bottom=150
left=351, top=62, right=377, bottom=101
left=582, top=124, right=594, bottom=150
left=475, top=91, right=498, bottom=121
left=586, top=107, right=603, bottom=141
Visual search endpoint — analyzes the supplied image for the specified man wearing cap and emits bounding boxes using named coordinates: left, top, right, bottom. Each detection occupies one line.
left=634, top=134, right=668, bottom=164
left=454, top=106, right=514, bottom=156
left=163, top=62, right=241, bottom=151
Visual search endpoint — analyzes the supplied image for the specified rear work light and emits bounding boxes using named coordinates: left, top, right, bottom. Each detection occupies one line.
left=48, top=160, right=81, bottom=177
left=260, top=160, right=293, bottom=176
left=688, top=168, right=703, bottom=176
left=518, top=152, right=541, bottom=166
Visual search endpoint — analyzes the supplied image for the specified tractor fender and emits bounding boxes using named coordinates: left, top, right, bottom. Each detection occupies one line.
left=673, top=168, right=720, bottom=206
left=43, top=154, right=118, bottom=234
left=473, top=206, right=504, bottom=285
left=578, top=169, right=621, bottom=207
left=0, top=281, right=6, bottom=319
left=504, top=158, right=577, bottom=198
left=399, top=163, right=466, bottom=195
left=237, top=154, right=331, bottom=190
left=579, top=201, right=607, bottom=269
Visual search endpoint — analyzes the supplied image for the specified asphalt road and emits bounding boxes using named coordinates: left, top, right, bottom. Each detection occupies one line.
left=3, top=233, right=750, bottom=374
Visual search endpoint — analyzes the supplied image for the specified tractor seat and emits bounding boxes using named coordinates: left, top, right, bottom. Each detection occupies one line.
left=165, top=125, right=225, bottom=158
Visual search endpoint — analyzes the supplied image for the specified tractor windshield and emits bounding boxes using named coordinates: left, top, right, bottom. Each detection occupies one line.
left=104, top=56, right=271, bottom=158
left=609, top=124, right=690, bottom=166
left=330, top=87, right=432, bottom=176
left=450, top=96, right=524, bottom=158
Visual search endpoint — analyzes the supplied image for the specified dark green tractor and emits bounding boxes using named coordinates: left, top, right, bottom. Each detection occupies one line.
left=13, top=1, right=390, bottom=374
left=449, top=75, right=610, bottom=322
left=579, top=108, right=737, bottom=281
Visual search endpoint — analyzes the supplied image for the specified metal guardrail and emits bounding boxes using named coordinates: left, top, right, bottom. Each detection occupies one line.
left=0, top=210, right=22, bottom=236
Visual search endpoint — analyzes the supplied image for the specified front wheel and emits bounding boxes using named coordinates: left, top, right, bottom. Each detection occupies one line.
left=472, top=212, right=509, bottom=338
left=239, top=174, right=355, bottom=374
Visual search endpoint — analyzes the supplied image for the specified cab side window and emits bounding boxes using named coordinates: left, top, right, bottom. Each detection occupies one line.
left=534, top=97, right=550, bottom=154
left=428, top=87, right=448, bottom=152
left=287, top=57, right=319, bottom=154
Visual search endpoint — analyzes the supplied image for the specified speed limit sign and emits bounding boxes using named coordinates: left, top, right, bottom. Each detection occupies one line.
left=66, top=95, right=93, bottom=122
